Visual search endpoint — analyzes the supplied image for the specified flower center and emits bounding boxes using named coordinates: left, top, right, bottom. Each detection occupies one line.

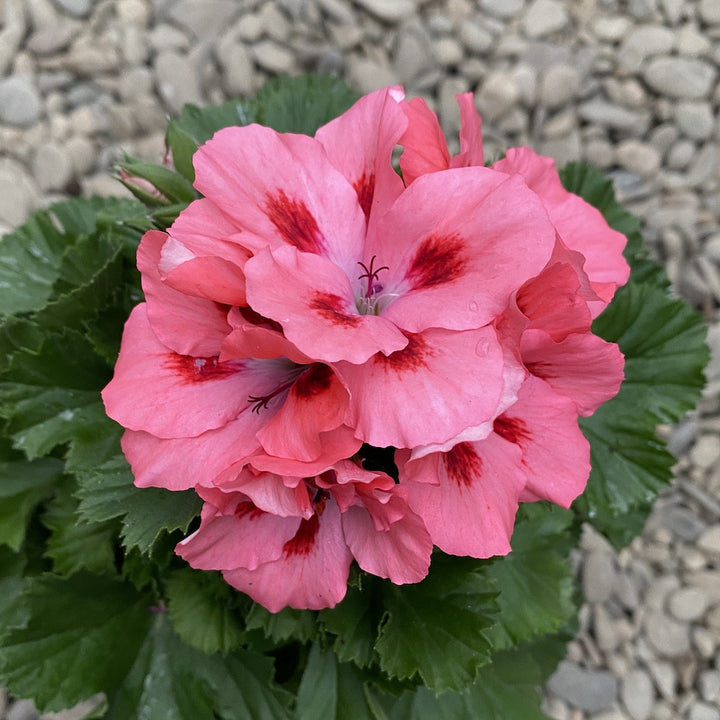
left=356, top=255, right=389, bottom=315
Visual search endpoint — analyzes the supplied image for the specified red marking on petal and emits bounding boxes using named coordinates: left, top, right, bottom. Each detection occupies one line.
left=494, top=416, right=533, bottom=446
left=376, top=332, right=431, bottom=373
left=524, top=360, right=559, bottom=380
left=283, top=514, right=320, bottom=558
left=164, top=354, right=241, bottom=383
left=294, top=363, right=334, bottom=399
left=353, top=172, right=376, bottom=223
left=310, top=291, right=361, bottom=327
left=236, top=503, right=265, bottom=521
left=406, top=233, right=467, bottom=290
left=265, top=189, right=325, bottom=254
left=443, top=442, right=483, bottom=487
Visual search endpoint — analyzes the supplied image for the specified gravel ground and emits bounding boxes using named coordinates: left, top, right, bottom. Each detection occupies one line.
left=1, top=1, right=720, bottom=718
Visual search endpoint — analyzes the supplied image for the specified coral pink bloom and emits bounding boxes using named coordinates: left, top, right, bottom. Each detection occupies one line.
left=178, top=461, right=432, bottom=611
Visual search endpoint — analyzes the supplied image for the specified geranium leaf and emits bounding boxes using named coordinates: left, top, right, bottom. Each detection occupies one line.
left=484, top=503, right=577, bottom=650
left=296, top=644, right=389, bottom=720
left=245, top=603, right=318, bottom=644
left=165, top=568, right=246, bottom=654
left=0, top=456, right=63, bottom=550
left=42, top=482, right=118, bottom=576
left=0, top=572, right=152, bottom=713
left=105, top=614, right=292, bottom=720
left=0, top=546, right=30, bottom=639
left=118, top=156, right=197, bottom=205
left=375, top=555, right=497, bottom=692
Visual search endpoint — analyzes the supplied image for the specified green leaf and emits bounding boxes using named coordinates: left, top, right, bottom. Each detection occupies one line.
left=118, top=156, right=197, bottom=205
left=484, top=503, right=577, bottom=650
left=105, top=614, right=291, bottom=720
left=0, top=456, right=63, bottom=550
left=245, top=603, right=318, bottom=644
left=297, top=644, right=389, bottom=720
left=253, top=74, right=359, bottom=135
left=0, top=545, right=30, bottom=639
left=0, top=572, right=152, bottom=712
left=42, top=482, right=118, bottom=576
left=375, top=555, right=497, bottom=692
left=166, top=568, right=246, bottom=654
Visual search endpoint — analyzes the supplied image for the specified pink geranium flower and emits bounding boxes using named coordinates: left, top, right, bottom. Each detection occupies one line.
left=103, top=86, right=628, bottom=610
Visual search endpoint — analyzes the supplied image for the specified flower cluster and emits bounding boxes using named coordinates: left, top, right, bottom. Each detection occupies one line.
left=103, top=88, right=628, bottom=612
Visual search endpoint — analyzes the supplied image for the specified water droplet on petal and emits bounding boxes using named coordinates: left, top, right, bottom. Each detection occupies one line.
left=475, top=340, right=489, bottom=357
left=469, top=300, right=479, bottom=312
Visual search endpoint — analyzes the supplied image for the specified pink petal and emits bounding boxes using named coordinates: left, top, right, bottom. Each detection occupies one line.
left=398, top=97, right=451, bottom=185
left=177, top=498, right=301, bottom=571
left=102, top=305, right=284, bottom=438
left=336, top=326, right=516, bottom=449
left=399, top=435, right=525, bottom=558
left=316, top=87, right=407, bottom=229
left=492, top=375, right=591, bottom=507
left=450, top=92, right=484, bottom=169
left=492, top=147, right=630, bottom=312
left=222, top=500, right=352, bottom=611
left=244, top=246, right=408, bottom=363
left=521, top=328, right=625, bottom=416
left=369, top=169, right=556, bottom=333
left=193, top=124, right=367, bottom=273
left=137, top=230, right=231, bottom=357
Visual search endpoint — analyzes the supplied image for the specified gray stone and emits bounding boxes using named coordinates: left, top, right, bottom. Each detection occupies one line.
left=618, top=25, right=675, bottom=73
left=628, top=0, right=658, bottom=19
left=582, top=550, right=617, bottom=603
left=667, top=139, right=697, bottom=168
left=661, top=505, right=706, bottom=541
left=547, top=661, right=618, bottom=712
left=0, top=75, right=42, bottom=127
left=475, top=70, right=520, bottom=121
left=216, top=39, right=255, bottom=97
left=540, top=64, right=581, bottom=108
left=168, top=0, right=239, bottom=40
left=432, top=37, right=463, bottom=66
left=149, top=23, right=190, bottom=53
left=668, top=586, right=709, bottom=621
left=579, top=99, right=650, bottom=132
left=354, top=0, right=417, bottom=22
left=317, top=0, right=356, bottom=23
left=480, top=0, right=525, bottom=18
left=53, top=0, right=92, bottom=17
left=660, top=0, right=685, bottom=23
left=699, top=670, right=720, bottom=703
left=32, top=141, right=72, bottom=192
left=65, top=135, right=95, bottom=176
left=347, top=57, right=398, bottom=94
left=252, top=40, right=295, bottom=74
left=154, top=50, right=201, bottom=113
left=592, top=16, right=632, bottom=42
left=644, top=610, right=691, bottom=656
left=688, top=705, right=720, bottom=720
left=6, top=698, right=38, bottom=720
left=458, top=20, right=493, bottom=54
left=676, top=23, right=712, bottom=56
left=686, top=143, right=720, bottom=186
left=616, top=139, right=661, bottom=177
left=27, top=22, right=77, bottom=55
left=523, top=0, right=569, bottom=38
left=643, top=56, right=717, bottom=99
left=258, top=3, right=291, bottom=42
left=646, top=659, right=677, bottom=700
left=0, top=0, right=26, bottom=77
left=592, top=604, right=620, bottom=652
left=438, top=77, right=469, bottom=138
left=620, top=669, right=654, bottom=720
left=699, top=0, right=720, bottom=23
left=697, top=524, right=720, bottom=555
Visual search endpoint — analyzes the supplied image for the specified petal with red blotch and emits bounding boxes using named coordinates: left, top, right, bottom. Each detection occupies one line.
left=316, top=87, right=407, bottom=228
left=193, top=125, right=367, bottom=273
left=245, top=246, right=408, bottom=364
left=521, top=328, right=625, bottom=416
left=336, top=326, right=513, bottom=449
left=399, top=435, right=525, bottom=558
left=102, top=305, right=283, bottom=438
left=137, top=230, right=231, bottom=357
left=120, top=399, right=272, bottom=491
left=177, top=499, right=301, bottom=571
left=493, top=148, right=629, bottom=311
left=398, top=97, right=451, bottom=185
left=450, top=92, right=484, bottom=169
left=256, top=364, right=351, bottom=462
left=370, top=169, right=556, bottom=333
left=493, top=375, right=590, bottom=508
left=222, top=501, right=352, bottom=611
left=342, top=498, right=432, bottom=584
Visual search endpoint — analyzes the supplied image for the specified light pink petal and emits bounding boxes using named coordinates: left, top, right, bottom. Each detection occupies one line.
left=398, top=97, right=451, bottom=185
left=102, top=305, right=284, bottom=438
left=193, top=124, right=367, bottom=274
left=256, top=364, right=351, bottom=462
left=222, top=501, right=352, bottom=611
left=316, top=87, right=407, bottom=229
left=399, top=435, right=525, bottom=558
left=120, top=415, right=265, bottom=490
left=244, top=246, right=408, bottom=363
left=137, top=230, right=231, bottom=357
left=336, top=326, right=515, bottom=449
left=493, top=147, right=630, bottom=311
left=450, top=92, right=484, bottom=168
left=369, top=169, right=556, bottom=333
left=521, top=328, right=625, bottom=416
left=177, top=499, right=301, bottom=571
left=493, top=375, right=591, bottom=507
